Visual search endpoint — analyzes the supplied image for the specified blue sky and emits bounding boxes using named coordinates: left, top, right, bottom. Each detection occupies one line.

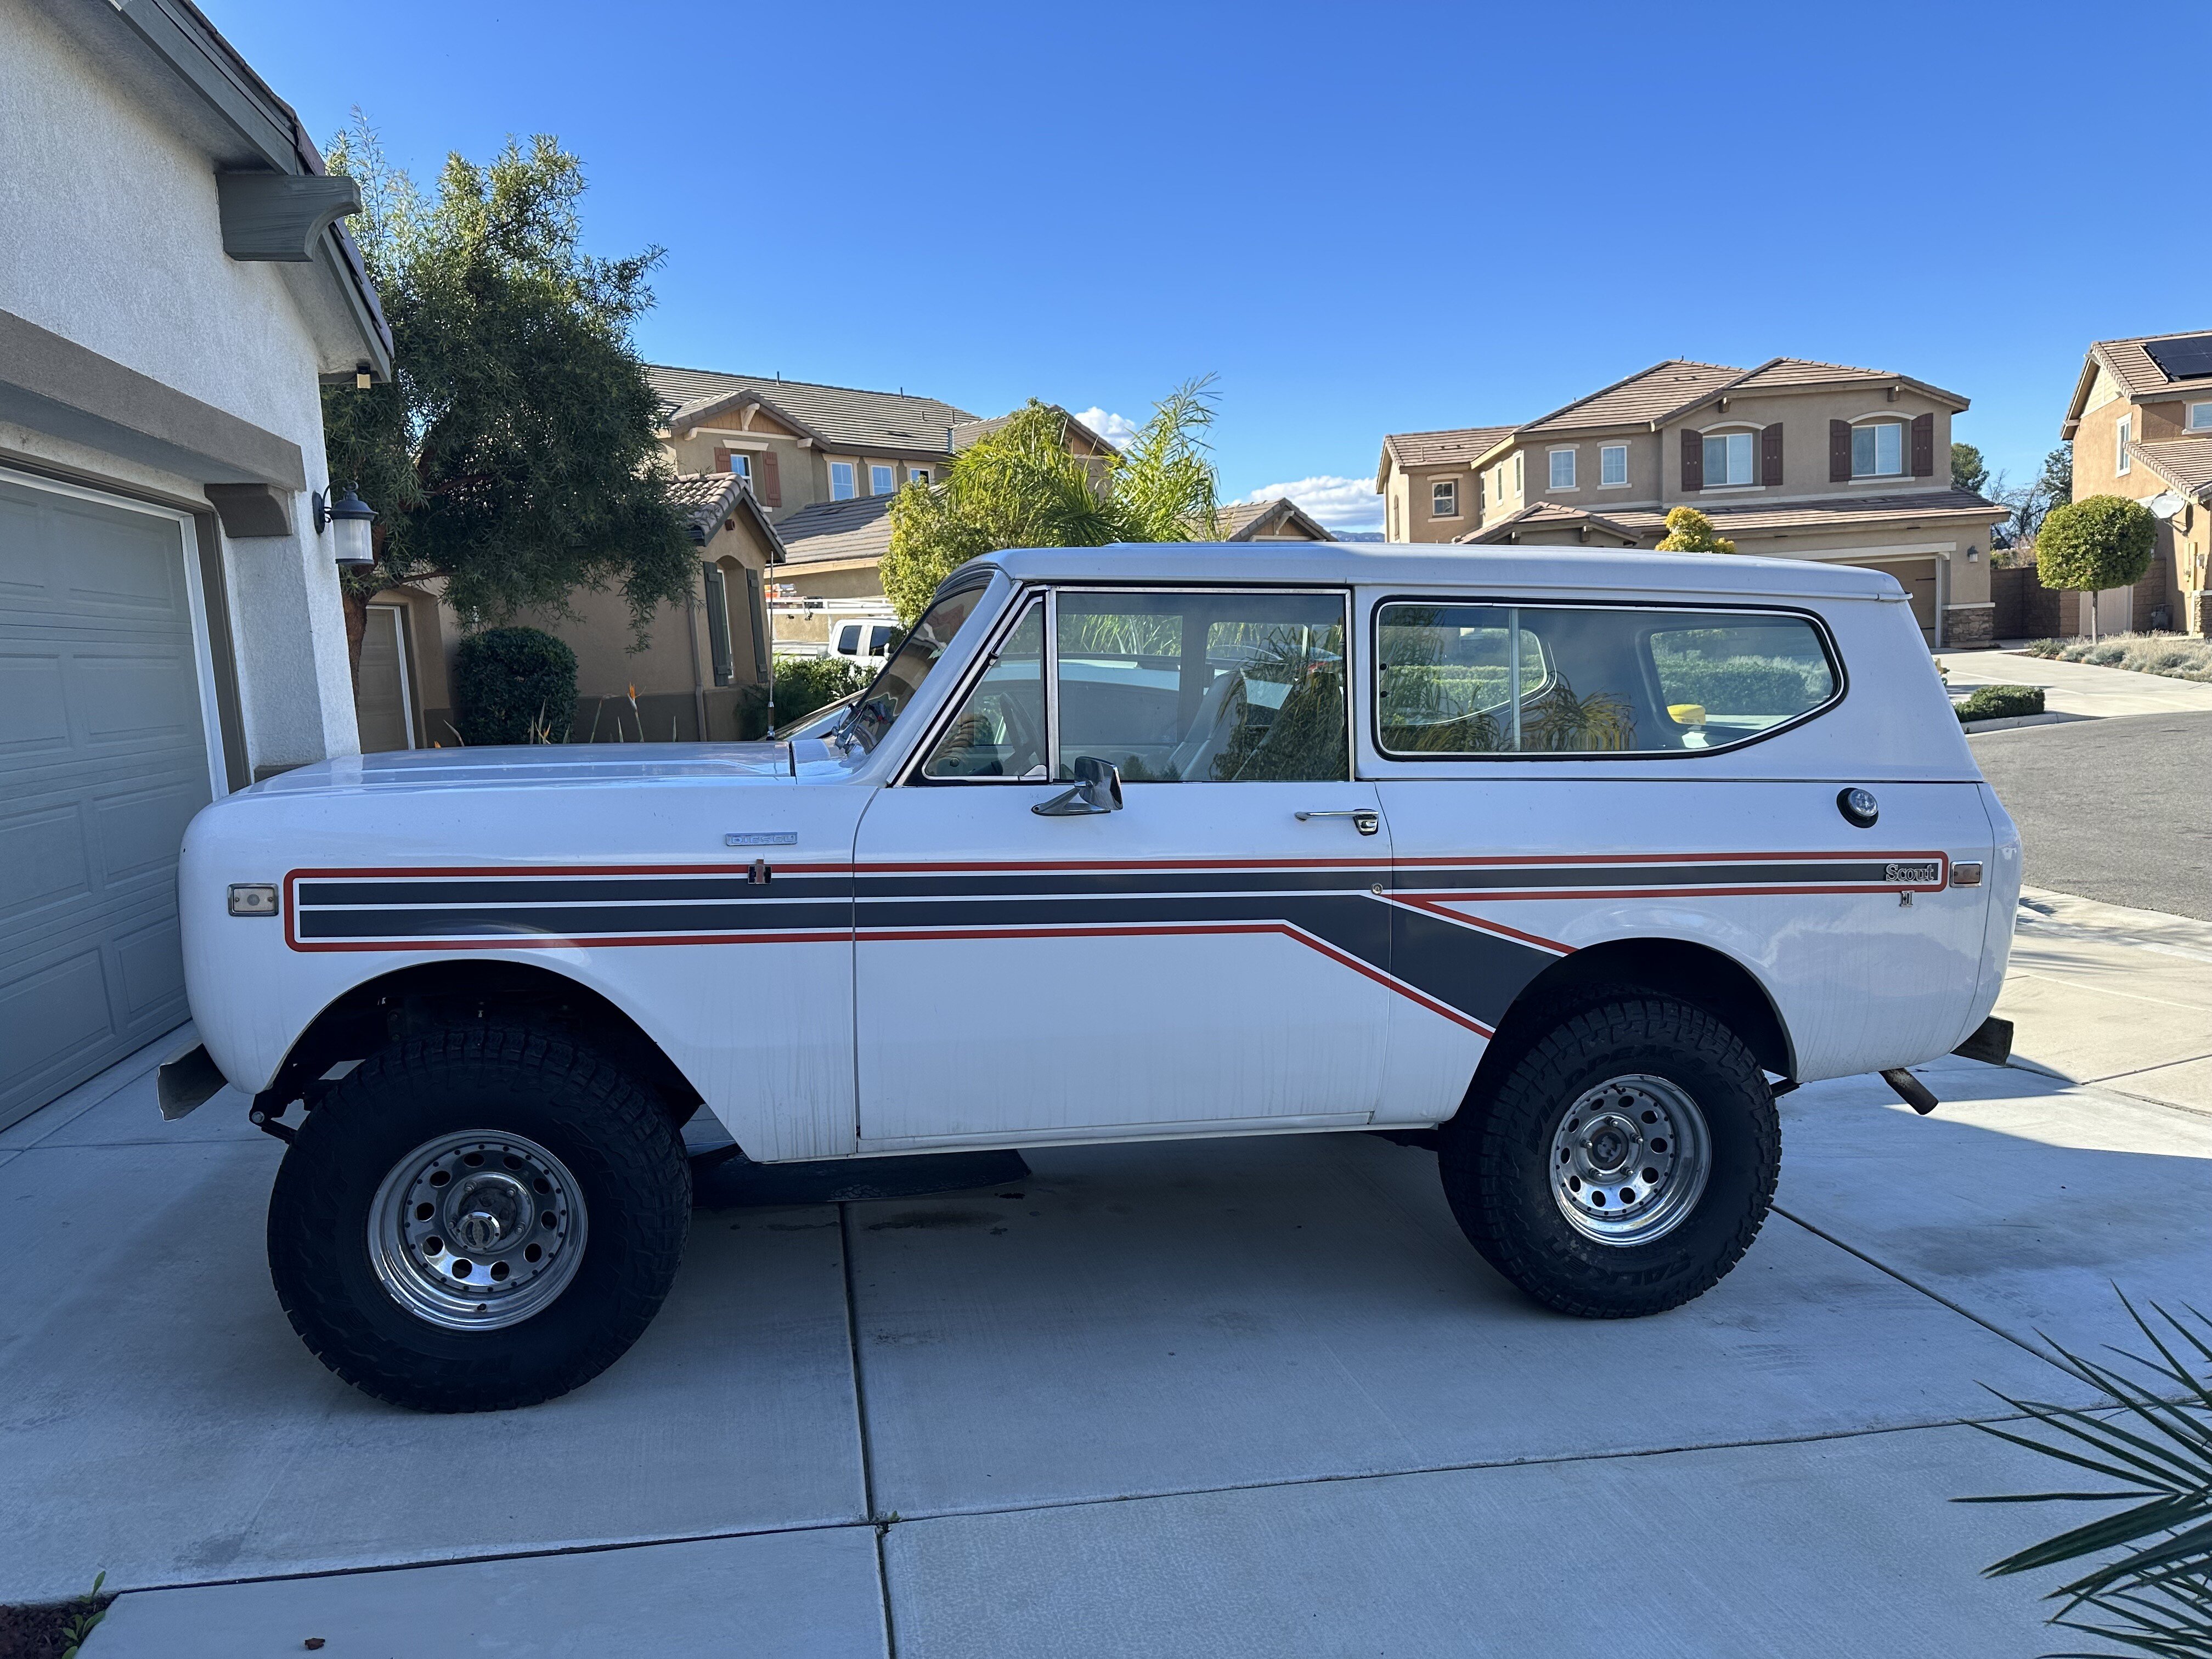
left=213, top=0, right=2211, bottom=532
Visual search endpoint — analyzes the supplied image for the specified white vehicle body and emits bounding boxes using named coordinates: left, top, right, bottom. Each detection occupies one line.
left=179, top=545, right=2018, bottom=1166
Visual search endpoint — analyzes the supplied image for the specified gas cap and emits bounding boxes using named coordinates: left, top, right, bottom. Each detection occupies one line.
left=1836, top=787, right=1880, bottom=828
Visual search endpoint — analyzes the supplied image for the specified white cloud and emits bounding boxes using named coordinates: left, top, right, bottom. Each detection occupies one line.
left=1071, top=407, right=1140, bottom=450
left=1239, top=475, right=1384, bottom=534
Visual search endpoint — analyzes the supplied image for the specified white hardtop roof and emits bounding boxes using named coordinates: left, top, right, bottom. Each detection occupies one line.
left=967, top=543, right=1907, bottom=603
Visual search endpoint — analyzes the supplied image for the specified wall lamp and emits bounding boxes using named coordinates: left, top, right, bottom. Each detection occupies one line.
left=314, top=486, right=377, bottom=566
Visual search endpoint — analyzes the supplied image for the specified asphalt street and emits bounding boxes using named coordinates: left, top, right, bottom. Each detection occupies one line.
left=1972, top=709, right=2212, bottom=921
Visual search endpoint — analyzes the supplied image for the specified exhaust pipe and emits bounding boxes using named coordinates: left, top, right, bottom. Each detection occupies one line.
left=1881, top=1068, right=1939, bottom=1116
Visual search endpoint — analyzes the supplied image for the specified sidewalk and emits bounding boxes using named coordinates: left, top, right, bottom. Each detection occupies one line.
left=0, top=897, right=2196, bottom=1656
left=1941, top=645, right=2212, bottom=720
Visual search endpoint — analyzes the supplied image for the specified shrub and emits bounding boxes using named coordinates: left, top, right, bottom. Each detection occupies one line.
left=1653, top=506, right=1737, bottom=555
left=1652, top=651, right=1829, bottom=715
left=453, top=627, right=577, bottom=745
left=2034, top=494, right=2155, bottom=593
left=2022, top=631, right=2212, bottom=682
left=1954, top=683, right=2044, bottom=723
left=770, top=654, right=870, bottom=726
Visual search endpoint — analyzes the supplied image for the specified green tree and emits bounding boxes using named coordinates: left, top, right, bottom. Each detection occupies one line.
left=879, top=383, right=1221, bottom=624
left=1950, top=442, right=1989, bottom=495
left=1653, top=505, right=1737, bottom=555
left=2037, top=443, right=2073, bottom=511
left=320, top=117, right=692, bottom=678
left=2036, top=495, right=2154, bottom=631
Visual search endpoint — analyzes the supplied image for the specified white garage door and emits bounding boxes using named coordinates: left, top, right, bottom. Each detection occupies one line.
left=0, top=473, right=222, bottom=1128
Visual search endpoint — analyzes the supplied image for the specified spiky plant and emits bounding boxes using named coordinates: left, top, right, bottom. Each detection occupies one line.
left=1960, top=1293, right=2212, bottom=1657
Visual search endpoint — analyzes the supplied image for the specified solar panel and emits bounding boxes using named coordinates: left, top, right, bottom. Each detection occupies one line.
left=2142, top=334, right=2212, bottom=381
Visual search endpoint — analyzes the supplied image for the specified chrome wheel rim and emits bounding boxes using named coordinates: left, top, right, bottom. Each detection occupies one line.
left=368, top=1130, right=587, bottom=1330
left=1549, top=1074, right=1711, bottom=1247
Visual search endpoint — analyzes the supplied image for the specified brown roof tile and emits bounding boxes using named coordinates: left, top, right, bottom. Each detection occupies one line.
left=1381, top=425, right=1516, bottom=471
left=2134, top=437, right=2212, bottom=501
left=1218, top=498, right=1336, bottom=541
left=1520, top=360, right=1746, bottom=434
left=1455, top=501, right=1644, bottom=545
left=2093, top=332, right=2212, bottom=400
left=647, top=365, right=977, bottom=456
left=775, top=493, right=899, bottom=566
left=1598, top=487, right=2005, bottom=537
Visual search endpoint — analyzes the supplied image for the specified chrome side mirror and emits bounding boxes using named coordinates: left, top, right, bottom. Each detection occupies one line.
left=1032, top=755, right=1124, bottom=817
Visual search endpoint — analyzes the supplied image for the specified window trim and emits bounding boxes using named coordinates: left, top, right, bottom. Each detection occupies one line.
left=2115, top=415, right=2132, bottom=476
left=1599, top=443, right=1629, bottom=488
left=1365, top=594, right=1848, bottom=763
left=899, top=583, right=1357, bottom=787
left=909, top=465, right=933, bottom=486
left=2187, top=401, right=2212, bottom=433
left=1701, top=426, right=1762, bottom=488
left=1548, top=447, right=1578, bottom=492
left=869, top=462, right=896, bottom=496
left=1848, top=417, right=1907, bottom=480
left=830, top=459, right=857, bottom=500
left=1431, top=477, right=1460, bottom=518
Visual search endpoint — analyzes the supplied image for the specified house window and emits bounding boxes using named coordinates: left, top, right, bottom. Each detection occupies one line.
left=725, top=452, right=751, bottom=483
left=911, top=466, right=932, bottom=486
left=1600, top=444, right=1628, bottom=487
left=2116, top=416, right=2132, bottom=475
left=830, top=461, right=856, bottom=500
left=2189, top=402, right=2212, bottom=432
left=1513, top=453, right=1524, bottom=496
left=1432, top=479, right=1459, bottom=518
left=1703, top=431, right=1758, bottom=486
left=1548, top=449, right=1576, bottom=490
left=870, top=464, right=895, bottom=495
left=1849, top=421, right=1904, bottom=478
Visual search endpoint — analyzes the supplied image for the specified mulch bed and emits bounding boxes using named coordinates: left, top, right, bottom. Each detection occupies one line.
left=0, top=1590, right=113, bottom=1659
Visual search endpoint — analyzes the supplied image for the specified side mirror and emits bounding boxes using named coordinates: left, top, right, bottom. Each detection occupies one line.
left=1032, top=754, right=1124, bottom=817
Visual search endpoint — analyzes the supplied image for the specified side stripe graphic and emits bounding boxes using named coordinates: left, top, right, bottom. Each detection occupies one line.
left=284, top=851, right=1944, bottom=1034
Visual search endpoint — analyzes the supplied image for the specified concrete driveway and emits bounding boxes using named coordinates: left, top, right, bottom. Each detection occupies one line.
left=1943, top=646, right=2212, bottom=720
left=7, top=990, right=2207, bottom=1657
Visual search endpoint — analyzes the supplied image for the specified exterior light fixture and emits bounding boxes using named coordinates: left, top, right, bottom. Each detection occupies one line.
left=314, top=485, right=377, bottom=566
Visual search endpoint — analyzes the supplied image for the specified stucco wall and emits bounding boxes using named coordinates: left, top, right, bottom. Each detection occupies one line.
left=0, top=0, right=360, bottom=770
left=2069, top=391, right=2191, bottom=633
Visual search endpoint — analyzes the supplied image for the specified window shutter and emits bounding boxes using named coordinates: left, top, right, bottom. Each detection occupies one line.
left=1829, top=421, right=1852, bottom=482
left=745, top=568, right=770, bottom=681
left=1910, top=414, right=1935, bottom=477
left=1760, top=424, right=1784, bottom=487
left=759, top=449, right=782, bottom=507
left=1680, top=429, right=1703, bottom=492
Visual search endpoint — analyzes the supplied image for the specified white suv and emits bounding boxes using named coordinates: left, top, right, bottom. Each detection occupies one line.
left=168, top=544, right=2018, bottom=1410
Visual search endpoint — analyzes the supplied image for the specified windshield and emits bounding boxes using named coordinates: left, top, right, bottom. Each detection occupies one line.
left=841, top=584, right=990, bottom=750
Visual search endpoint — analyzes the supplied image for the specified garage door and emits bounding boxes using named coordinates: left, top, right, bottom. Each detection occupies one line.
left=0, top=474, right=219, bottom=1128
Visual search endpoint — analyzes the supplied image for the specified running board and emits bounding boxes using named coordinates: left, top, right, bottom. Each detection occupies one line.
left=1881, top=1068, right=1940, bottom=1116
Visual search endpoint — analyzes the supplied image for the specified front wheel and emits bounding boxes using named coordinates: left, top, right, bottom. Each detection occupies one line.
left=267, top=1025, right=691, bottom=1411
left=1438, top=995, right=1779, bottom=1318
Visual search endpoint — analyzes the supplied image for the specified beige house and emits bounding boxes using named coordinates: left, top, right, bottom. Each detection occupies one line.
left=1377, top=358, right=2007, bottom=647
left=2059, top=329, right=2212, bottom=637
left=357, top=371, right=1121, bottom=748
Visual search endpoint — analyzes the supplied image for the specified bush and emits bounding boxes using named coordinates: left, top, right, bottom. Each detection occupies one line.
left=770, top=654, right=870, bottom=726
left=2022, top=631, right=2212, bottom=683
left=453, top=627, right=577, bottom=744
left=2034, top=495, right=2154, bottom=592
left=1652, top=652, right=1829, bottom=715
left=1954, top=683, right=2045, bottom=723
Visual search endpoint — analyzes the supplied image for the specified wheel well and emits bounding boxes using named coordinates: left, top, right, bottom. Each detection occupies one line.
left=1464, top=938, right=1796, bottom=1112
left=261, top=961, right=704, bottom=1124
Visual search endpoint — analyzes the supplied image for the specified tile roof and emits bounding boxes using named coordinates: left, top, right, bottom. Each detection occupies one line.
left=774, top=493, right=899, bottom=566
left=646, top=365, right=978, bottom=456
left=949, top=405, right=1118, bottom=455
left=665, top=472, right=787, bottom=555
left=1376, top=426, right=1516, bottom=485
left=1726, top=357, right=1894, bottom=390
left=1596, top=487, right=2005, bottom=537
left=1454, top=501, right=1644, bottom=545
left=1218, top=498, right=1336, bottom=541
left=2092, top=331, right=2212, bottom=400
left=1520, top=360, right=1746, bottom=433
left=2132, top=437, right=2212, bottom=501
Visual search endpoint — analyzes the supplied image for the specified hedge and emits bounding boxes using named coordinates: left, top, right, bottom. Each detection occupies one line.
left=1955, top=683, right=2045, bottom=723
left=453, top=627, right=577, bottom=745
left=771, top=654, right=871, bottom=726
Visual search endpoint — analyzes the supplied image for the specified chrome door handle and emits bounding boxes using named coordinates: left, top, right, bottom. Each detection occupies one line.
left=1296, top=809, right=1379, bottom=837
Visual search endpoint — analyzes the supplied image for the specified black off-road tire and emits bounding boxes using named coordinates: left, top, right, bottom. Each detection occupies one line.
left=267, top=1024, right=691, bottom=1412
left=1438, top=995, right=1778, bottom=1318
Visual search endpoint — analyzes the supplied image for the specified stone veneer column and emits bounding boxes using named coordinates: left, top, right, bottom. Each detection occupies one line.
left=1942, top=604, right=1996, bottom=648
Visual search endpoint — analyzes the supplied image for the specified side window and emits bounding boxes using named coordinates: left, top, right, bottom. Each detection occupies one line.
left=1375, top=602, right=1837, bottom=755
left=836, top=624, right=860, bottom=655
left=1054, top=590, right=1348, bottom=783
left=868, top=624, right=897, bottom=656
left=923, top=601, right=1046, bottom=780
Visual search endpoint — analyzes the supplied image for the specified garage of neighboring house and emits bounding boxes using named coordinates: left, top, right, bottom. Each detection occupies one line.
left=1, top=0, right=393, bottom=1127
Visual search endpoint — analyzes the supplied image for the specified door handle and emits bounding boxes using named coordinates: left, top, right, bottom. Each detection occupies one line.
left=1296, top=809, right=1379, bottom=837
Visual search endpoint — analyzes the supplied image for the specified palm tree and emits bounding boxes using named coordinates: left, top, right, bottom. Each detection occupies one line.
left=880, top=380, right=1221, bottom=623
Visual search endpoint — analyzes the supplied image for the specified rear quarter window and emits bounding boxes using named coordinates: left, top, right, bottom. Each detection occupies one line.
left=1374, top=601, right=1840, bottom=756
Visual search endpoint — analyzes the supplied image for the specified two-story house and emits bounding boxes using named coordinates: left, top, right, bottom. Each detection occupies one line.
left=2059, top=329, right=2212, bottom=637
left=1376, top=358, right=2007, bottom=647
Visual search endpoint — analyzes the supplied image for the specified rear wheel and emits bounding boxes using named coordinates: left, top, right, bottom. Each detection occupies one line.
left=267, top=1024, right=691, bottom=1411
left=1438, top=995, right=1778, bottom=1317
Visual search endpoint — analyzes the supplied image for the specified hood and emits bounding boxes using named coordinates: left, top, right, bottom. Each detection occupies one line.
left=252, top=742, right=810, bottom=797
